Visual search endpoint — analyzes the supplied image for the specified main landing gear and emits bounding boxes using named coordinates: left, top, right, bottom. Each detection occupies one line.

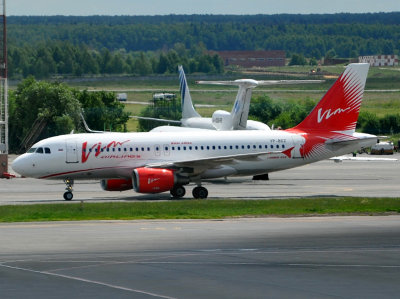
left=170, top=185, right=186, bottom=198
left=63, top=179, right=74, bottom=201
left=170, top=185, right=209, bottom=199
left=192, top=186, right=208, bottom=199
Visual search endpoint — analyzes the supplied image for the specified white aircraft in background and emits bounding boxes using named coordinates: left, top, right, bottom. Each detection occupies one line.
left=12, top=63, right=377, bottom=201
left=146, top=65, right=323, bottom=132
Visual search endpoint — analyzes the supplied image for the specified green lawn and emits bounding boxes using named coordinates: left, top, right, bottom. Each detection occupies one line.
left=0, top=198, right=399, bottom=223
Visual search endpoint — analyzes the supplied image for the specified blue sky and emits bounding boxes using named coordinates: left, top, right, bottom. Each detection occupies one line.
left=8, top=0, right=400, bottom=16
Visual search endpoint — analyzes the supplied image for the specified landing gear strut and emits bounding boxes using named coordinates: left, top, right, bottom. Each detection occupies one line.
left=63, top=179, right=74, bottom=201
left=170, top=185, right=186, bottom=198
left=192, top=186, right=208, bottom=199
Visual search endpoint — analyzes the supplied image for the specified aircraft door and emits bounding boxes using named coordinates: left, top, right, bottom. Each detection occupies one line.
left=163, top=144, right=170, bottom=156
left=66, top=140, right=79, bottom=163
left=291, top=135, right=305, bottom=159
left=154, top=144, right=161, bottom=156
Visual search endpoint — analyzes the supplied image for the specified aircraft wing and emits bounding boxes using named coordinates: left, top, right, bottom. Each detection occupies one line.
left=145, top=150, right=287, bottom=174
left=129, top=116, right=181, bottom=125
left=80, top=112, right=109, bottom=133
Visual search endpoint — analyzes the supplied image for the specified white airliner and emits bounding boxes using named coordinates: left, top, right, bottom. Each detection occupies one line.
left=12, top=63, right=377, bottom=200
left=177, top=65, right=271, bottom=131
left=145, top=66, right=322, bottom=132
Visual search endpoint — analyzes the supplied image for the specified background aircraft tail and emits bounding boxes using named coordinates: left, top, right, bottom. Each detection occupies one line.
left=179, top=66, right=201, bottom=119
left=292, top=63, right=369, bottom=135
left=197, top=78, right=323, bottom=130
left=230, top=80, right=257, bottom=130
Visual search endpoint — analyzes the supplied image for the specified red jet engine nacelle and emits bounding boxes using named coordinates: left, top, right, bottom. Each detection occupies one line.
left=101, top=178, right=133, bottom=191
left=133, top=167, right=175, bottom=194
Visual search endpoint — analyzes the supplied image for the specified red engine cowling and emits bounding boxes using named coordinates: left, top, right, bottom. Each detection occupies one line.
left=132, top=167, right=175, bottom=194
left=100, top=178, right=133, bottom=191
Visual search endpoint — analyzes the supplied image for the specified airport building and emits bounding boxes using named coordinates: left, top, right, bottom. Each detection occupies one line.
left=216, top=50, right=286, bottom=68
left=358, top=55, right=399, bottom=66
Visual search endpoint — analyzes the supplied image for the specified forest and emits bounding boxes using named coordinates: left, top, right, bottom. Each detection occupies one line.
left=8, top=42, right=224, bottom=79
left=6, top=13, right=400, bottom=79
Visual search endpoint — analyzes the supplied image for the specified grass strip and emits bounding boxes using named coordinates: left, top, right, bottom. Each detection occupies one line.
left=0, top=197, right=399, bottom=223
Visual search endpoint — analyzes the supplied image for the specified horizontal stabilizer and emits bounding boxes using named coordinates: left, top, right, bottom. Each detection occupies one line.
left=330, top=155, right=398, bottom=162
left=325, top=136, right=377, bottom=151
left=197, top=79, right=323, bottom=87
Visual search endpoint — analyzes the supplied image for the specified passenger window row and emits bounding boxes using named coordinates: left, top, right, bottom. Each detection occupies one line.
left=169, top=144, right=286, bottom=151
left=85, top=147, right=152, bottom=153
left=83, top=144, right=286, bottom=153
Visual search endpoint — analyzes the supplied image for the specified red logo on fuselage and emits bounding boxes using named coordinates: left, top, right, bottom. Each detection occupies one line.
left=81, top=140, right=130, bottom=163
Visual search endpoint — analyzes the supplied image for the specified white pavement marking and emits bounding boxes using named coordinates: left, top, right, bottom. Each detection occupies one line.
left=0, top=263, right=177, bottom=299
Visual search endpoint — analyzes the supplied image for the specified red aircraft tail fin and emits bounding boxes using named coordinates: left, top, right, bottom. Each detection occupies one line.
left=292, top=63, right=369, bottom=134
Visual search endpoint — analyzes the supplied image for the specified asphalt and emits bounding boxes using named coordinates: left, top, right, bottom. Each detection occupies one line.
left=1, top=155, right=400, bottom=298
left=1, top=216, right=400, bottom=299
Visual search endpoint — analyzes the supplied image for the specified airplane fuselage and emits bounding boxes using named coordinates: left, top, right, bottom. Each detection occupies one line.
left=12, top=129, right=375, bottom=181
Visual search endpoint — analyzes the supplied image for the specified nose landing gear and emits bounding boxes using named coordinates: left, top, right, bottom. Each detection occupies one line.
left=63, top=179, right=74, bottom=201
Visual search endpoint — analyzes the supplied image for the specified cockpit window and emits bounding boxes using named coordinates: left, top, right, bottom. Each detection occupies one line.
left=36, top=147, right=44, bottom=154
left=45, top=147, right=51, bottom=154
left=27, top=147, right=37, bottom=153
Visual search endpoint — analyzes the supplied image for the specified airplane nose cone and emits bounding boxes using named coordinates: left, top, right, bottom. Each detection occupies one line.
left=11, top=154, right=31, bottom=177
left=11, top=155, right=23, bottom=175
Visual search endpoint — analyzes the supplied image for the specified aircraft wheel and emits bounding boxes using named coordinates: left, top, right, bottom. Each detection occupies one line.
left=63, top=191, right=73, bottom=201
left=170, top=185, right=186, bottom=198
left=192, top=186, right=208, bottom=199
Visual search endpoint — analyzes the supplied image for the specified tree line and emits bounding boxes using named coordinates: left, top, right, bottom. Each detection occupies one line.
left=8, top=13, right=400, bottom=59
left=9, top=13, right=400, bottom=26
left=8, top=41, right=224, bottom=79
left=6, top=13, right=400, bottom=79
left=9, top=77, right=130, bottom=153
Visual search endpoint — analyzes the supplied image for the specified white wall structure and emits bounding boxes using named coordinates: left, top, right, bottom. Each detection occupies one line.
left=359, top=55, right=399, bottom=66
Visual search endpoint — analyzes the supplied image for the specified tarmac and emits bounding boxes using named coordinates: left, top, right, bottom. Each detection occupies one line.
left=1, top=154, right=399, bottom=298
left=1, top=216, right=400, bottom=298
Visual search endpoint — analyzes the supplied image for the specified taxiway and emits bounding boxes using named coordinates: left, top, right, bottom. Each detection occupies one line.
left=1, top=216, right=400, bottom=298
left=1, top=155, right=400, bottom=298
